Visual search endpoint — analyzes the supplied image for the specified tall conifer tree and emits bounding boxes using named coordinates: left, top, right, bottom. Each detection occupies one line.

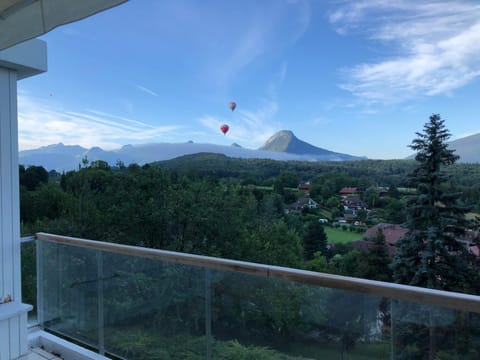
left=393, top=114, right=472, bottom=292
left=302, top=221, right=328, bottom=261
left=366, top=229, right=392, bottom=282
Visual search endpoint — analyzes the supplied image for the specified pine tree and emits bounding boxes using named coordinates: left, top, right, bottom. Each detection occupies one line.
left=366, top=229, right=392, bottom=282
left=302, top=221, right=328, bottom=261
left=392, top=114, right=473, bottom=292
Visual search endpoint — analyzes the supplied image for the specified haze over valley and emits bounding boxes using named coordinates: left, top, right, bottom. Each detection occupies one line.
left=19, top=129, right=480, bottom=171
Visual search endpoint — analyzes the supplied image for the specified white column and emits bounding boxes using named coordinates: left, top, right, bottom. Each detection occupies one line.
left=0, top=59, right=30, bottom=360
left=0, top=39, right=46, bottom=360
left=0, top=66, right=20, bottom=303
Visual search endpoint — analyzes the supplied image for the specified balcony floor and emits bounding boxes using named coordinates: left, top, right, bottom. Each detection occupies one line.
left=17, top=348, right=62, bottom=360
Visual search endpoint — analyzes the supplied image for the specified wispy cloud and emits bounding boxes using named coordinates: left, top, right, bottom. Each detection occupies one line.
left=135, top=84, right=159, bottom=97
left=309, top=116, right=333, bottom=126
left=268, top=61, right=288, bottom=98
left=18, top=95, right=180, bottom=150
left=330, top=0, right=480, bottom=103
left=208, top=1, right=310, bottom=87
left=198, top=101, right=281, bottom=148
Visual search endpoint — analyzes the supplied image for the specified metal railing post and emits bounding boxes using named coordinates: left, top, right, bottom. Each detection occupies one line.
left=205, top=268, right=212, bottom=360
left=36, top=239, right=44, bottom=327
left=97, top=250, right=105, bottom=355
left=390, top=300, right=394, bottom=360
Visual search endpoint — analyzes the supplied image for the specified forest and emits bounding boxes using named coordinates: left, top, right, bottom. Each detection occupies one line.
left=20, top=138, right=480, bottom=359
left=20, top=152, right=480, bottom=289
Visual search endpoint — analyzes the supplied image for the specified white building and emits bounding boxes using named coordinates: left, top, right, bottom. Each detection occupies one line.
left=0, top=2, right=126, bottom=359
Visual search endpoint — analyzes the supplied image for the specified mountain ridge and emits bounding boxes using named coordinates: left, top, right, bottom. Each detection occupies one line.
left=405, top=132, right=480, bottom=163
left=19, top=130, right=365, bottom=171
left=448, top=133, right=480, bottom=163
left=259, top=130, right=363, bottom=160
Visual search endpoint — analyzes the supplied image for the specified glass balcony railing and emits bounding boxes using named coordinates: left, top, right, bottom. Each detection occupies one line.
left=33, top=232, right=480, bottom=360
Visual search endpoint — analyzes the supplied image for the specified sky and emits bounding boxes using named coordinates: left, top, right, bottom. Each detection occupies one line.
left=16, top=0, right=480, bottom=159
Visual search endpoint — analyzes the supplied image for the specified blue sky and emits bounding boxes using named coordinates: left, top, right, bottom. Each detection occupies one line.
left=17, top=0, right=480, bottom=159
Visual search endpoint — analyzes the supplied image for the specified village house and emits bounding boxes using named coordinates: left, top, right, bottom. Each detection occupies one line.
left=342, top=197, right=368, bottom=214
left=298, top=182, right=311, bottom=194
left=286, top=196, right=318, bottom=211
left=352, top=223, right=408, bottom=256
left=339, top=187, right=358, bottom=197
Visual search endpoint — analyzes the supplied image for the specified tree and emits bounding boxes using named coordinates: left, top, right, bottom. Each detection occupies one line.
left=383, top=197, right=406, bottom=224
left=391, top=115, right=478, bottom=360
left=387, top=184, right=400, bottom=199
left=302, top=221, right=328, bottom=261
left=392, top=114, right=473, bottom=292
left=273, top=172, right=299, bottom=196
left=362, top=186, right=380, bottom=208
left=362, top=229, right=392, bottom=282
left=20, top=165, right=49, bottom=191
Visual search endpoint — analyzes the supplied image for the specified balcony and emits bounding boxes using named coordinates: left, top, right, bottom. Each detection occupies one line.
left=17, top=232, right=480, bottom=359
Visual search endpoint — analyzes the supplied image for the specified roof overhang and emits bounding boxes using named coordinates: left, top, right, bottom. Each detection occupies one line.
left=0, top=0, right=128, bottom=50
left=0, top=38, right=47, bottom=79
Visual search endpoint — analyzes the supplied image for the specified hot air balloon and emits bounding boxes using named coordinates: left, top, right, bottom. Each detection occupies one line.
left=229, top=101, right=236, bottom=111
left=220, top=124, right=229, bottom=135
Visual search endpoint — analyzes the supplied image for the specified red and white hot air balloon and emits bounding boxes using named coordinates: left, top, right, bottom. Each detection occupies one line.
left=220, top=124, right=229, bottom=135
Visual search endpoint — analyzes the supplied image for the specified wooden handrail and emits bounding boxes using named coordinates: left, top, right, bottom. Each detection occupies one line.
left=35, top=232, right=480, bottom=314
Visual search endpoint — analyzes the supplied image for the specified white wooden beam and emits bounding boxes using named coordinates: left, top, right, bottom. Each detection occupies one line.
left=0, top=39, right=46, bottom=360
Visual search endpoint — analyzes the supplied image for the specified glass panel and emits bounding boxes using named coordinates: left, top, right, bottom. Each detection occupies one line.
left=210, top=270, right=390, bottom=359
left=37, top=239, right=480, bottom=359
left=38, top=240, right=207, bottom=358
left=39, top=240, right=99, bottom=349
left=101, top=251, right=206, bottom=359
left=391, top=300, right=480, bottom=359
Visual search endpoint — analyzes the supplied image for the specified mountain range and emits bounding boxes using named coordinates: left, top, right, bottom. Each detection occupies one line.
left=448, top=133, right=480, bottom=163
left=19, top=130, right=365, bottom=171
left=19, top=130, right=480, bottom=171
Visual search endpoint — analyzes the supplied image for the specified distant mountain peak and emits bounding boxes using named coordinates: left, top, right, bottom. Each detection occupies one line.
left=405, top=132, right=480, bottom=163
left=19, top=132, right=367, bottom=171
left=259, top=130, right=364, bottom=160
left=259, top=130, right=294, bottom=152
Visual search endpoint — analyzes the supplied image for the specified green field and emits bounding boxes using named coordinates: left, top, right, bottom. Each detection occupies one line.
left=466, top=212, right=480, bottom=220
left=325, top=226, right=363, bottom=244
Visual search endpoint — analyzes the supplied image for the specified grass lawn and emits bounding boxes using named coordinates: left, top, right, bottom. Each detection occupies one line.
left=466, top=212, right=480, bottom=220
left=253, top=185, right=273, bottom=191
left=325, top=226, right=363, bottom=244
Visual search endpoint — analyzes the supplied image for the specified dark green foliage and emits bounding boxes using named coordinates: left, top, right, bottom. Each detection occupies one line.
left=392, top=114, right=478, bottom=359
left=387, top=184, right=401, bottom=199
left=24, top=164, right=303, bottom=267
left=363, top=229, right=392, bottom=282
left=331, top=231, right=391, bottom=280
left=20, top=241, right=36, bottom=314
left=155, top=153, right=480, bottom=212
left=310, top=173, right=358, bottom=202
left=20, top=165, right=49, bottom=190
left=21, top=148, right=480, bottom=359
left=240, top=221, right=303, bottom=267
left=157, top=153, right=417, bottom=187
left=273, top=172, right=299, bottom=192
left=110, top=331, right=302, bottom=359
left=20, top=183, right=73, bottom=223
left=393, top=114, right=473, bottom=292
left=363, top=186, right=381, bottom=208
left=302, top=221, right=328, bottom=261
left=382, top=197, right=406, bottom=224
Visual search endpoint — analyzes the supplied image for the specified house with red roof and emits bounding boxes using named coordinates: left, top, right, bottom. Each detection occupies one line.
left=339, top=187, right=358, bottom=197
left=352, top=223, right=408, bottom=256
